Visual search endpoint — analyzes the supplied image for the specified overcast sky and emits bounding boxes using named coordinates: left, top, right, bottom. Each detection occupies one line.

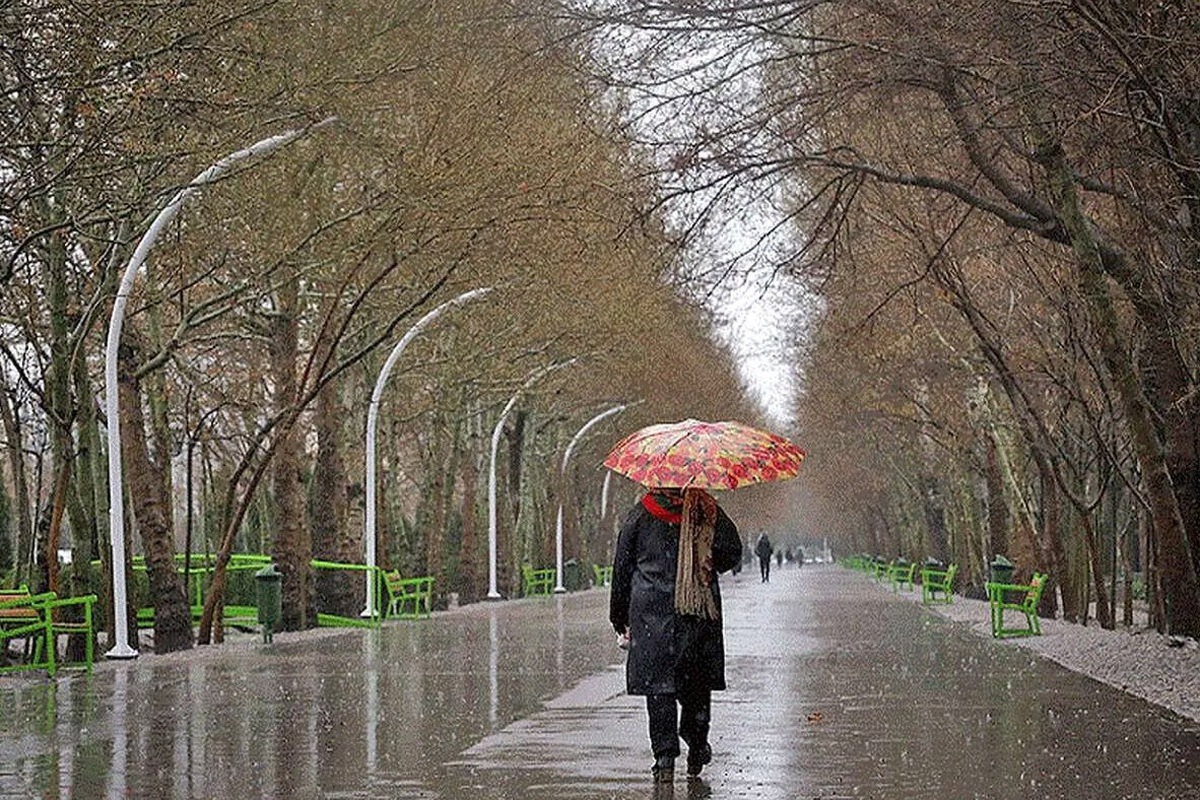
left=590, top=14, right=810, bottom=431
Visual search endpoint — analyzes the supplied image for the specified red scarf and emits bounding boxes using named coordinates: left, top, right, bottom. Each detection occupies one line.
left=642, top=493, right=682, bottom=524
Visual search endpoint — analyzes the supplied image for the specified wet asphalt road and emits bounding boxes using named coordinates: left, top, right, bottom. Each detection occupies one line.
left=3, top=565, right=1200, bottom=799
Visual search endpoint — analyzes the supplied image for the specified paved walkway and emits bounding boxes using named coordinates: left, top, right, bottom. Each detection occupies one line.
left=3, top=566, right=1200, bottom=799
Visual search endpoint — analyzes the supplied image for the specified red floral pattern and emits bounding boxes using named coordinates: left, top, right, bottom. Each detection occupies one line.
left=603, top=419, right=805, bottom=490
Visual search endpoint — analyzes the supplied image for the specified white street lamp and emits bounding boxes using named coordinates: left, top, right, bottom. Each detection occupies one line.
left=486, top=359, right=577, bottom=600
left=103, top=119, right=335, bottom=659
left=555, top=404, right=628, bottom=593
left=362, top=287, right=493, bottom=618
left=600, top=470, right=613, bottom=520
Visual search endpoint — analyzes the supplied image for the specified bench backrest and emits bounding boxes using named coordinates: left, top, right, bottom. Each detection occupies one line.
left=921, top=564, right=956, bottom=585
left=1024, top=573, right=1047, bottom=608
left=0, top=587, right=43, bottom=621
left=386, top=572, right=431, bottom=590
left=0, top=589, right=63, bottom=649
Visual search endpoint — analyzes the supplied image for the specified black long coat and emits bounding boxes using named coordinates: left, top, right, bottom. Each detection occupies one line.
left=609, top=498, right=742, bottom=696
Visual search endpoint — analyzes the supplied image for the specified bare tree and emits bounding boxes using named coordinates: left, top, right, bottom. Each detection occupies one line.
left=570, top=0, right=1200, bottom=635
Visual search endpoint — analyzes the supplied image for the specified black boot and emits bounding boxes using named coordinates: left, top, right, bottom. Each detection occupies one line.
left=686, top=743, right=712, bottom=777
left=652, top=754, right=675, bottom=783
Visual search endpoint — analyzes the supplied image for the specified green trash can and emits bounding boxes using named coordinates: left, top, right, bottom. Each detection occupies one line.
left=989, top=555, right=1015, bottom=584
left=564, top=559, right=582, bottom=592
left=254, top=564, right=282, bottom=643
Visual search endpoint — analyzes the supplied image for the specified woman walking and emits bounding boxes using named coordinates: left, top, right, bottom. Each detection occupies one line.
left=609, top=486, right=743, bottom=783
left=755, top=532, right=774, bottom=582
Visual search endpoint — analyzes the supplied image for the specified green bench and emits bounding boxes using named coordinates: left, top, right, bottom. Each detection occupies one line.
left=1, top=586, right=97, bottom=676
left=921, top=564, right=958, bottom=605
left=137, top=604, right=258, bottom=629
left=986, top=572, right=1047, bottom=638
left=592, top=565, right=613, bottom=587
left=888, top=561, right=916, bottom=592
left=522, top=565, right=555, bottom=597
left=384, top=572, right=434, bottom=619
left=1, top=587, right=54, bottom=675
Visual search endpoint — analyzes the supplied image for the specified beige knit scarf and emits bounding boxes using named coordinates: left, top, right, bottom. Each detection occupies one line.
left=675, top=488, right=719, bottom=620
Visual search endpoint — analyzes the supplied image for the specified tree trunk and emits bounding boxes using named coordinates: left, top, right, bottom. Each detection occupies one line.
left=1122, top=521, right=1134, bottom=627
left=117, top=341, right=193, bottom=653
left=311, top=376, right=355, bottom=618
left=44, top=467, right=68, bottom=594
left=914, top=382, right=949, bottom=561
left=43, top=222, right=105, bottom=657
left=1079, top=510, right=1114, bottom=629
left=424, top=417, right=450, bottom=598
left=983, top=433, right=1009, bottom=559
left=560, top=468, right=578, bottom=582
left=458, top=410, right=482, bottom=603
left=0, top=388, right=34, bottom=585
left=919, top=476, right=948, bottom=563
left=64, top=350, right=103, bottom=661
left=270, top=275, right=312, bottom=632
left=506, top=410, right=526, bottom=523
left=197, top=455, right=274, bottom=645
left=1141, top=332, right=1200, bottom=582
left=955, top=305, right=1075, bottom=618
left=44, top=224, right=72, bottom=595
left=1039, top=141, right=1200, bottom=637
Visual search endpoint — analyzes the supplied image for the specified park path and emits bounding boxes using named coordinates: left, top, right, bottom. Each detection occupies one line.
left=3, top=565, right=1199, bottom=799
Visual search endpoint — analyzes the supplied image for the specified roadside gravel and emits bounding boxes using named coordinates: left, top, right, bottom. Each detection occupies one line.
left=892, top=583, right=1200, bottom=723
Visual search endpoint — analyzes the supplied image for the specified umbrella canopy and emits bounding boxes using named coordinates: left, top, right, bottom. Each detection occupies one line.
left=603, top=418, right=805, bottom=490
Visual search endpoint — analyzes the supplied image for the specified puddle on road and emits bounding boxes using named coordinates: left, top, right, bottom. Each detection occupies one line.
left=716, top=571, right=1200, bottom=800
left=1, top=596, right=623, bottom=800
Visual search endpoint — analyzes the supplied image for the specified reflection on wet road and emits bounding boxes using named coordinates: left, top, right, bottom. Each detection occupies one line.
left=3, top=567, right=1199, bottom=799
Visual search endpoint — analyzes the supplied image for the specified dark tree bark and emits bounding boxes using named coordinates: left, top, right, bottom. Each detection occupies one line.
left=457, top=413, right=482, bottom=603
left=423, top=413, right=451, bottom=603
left=1038, top=141, right=1200, bottom=636
left=270, top=275, right=313, bottom=631
left=506, top=410, right=526, bottom=522
left=117, top=341, right=192, bottom=653
left=983, top=436, right=1009, bottom=560
left=311, top=375, right=356, bottom=618
left=0, top=388, right=33, bottom=586
left=920, top=475, right=949, bottom=564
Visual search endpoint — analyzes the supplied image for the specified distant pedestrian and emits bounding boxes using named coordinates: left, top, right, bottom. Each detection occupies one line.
left=755, top=532, right=773, bottom=582
left=610, top=487, right=743, bottom=783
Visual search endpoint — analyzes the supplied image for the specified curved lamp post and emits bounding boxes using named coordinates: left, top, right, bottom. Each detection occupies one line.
left=486, top=358, right=577, bottom=600
left=600, top=470, right=613, bottom=520
left=362, top=286, right=493, bottom=617
left=104, top=119, right=335, bottom=659
left=554, top=404, right=629, bottom=593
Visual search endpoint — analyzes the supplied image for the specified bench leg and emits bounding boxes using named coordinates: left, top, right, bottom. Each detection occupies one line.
left=42, top=626, right=56, bottom=678
left=85, top=604, right=94, bottom=673
left=991, top=604, right=1041, bottom=638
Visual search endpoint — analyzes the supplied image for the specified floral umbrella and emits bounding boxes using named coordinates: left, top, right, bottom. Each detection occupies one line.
left=603, top=418, right=805, bottom=490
